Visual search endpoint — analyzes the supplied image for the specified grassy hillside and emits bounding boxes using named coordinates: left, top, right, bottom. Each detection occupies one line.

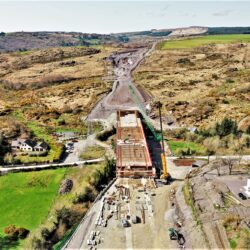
left=0, top=45, right=117, bottom=163
left=134, top=35, right=250, bottom=129
left=159, top=34, right=250, bottom=49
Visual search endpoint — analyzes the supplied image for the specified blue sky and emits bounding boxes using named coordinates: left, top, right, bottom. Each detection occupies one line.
left=0, top=1, right=249, bottom=33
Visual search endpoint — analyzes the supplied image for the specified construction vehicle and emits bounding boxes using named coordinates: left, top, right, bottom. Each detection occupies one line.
left=128, top=83, right=171, bottom=181
left=168, top=228, right=185, bottom=246
left=169, top=228, right=179, bottom=240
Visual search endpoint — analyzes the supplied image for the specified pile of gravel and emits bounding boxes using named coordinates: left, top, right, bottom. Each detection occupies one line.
left=58, top=179, right=73, bottom=194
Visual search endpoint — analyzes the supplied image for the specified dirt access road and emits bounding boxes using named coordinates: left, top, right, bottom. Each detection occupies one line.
left=88, top=46, right=153, bottom=120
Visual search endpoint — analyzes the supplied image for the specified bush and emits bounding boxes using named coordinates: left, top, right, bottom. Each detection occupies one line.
left=212, top=74, right=219, bottom=80
left=4, top=225, right=19, bottom=240
left=176, top=147, right=196, bottom=157
left=17, top=227, right=30, bottom=239
left=74, top=186, right=95, bottom=203
left=41, top=227, right=51, bottom=240
left=246, top=125, right=250, bottom=135
left=97, top=127, right=116, bottom=141
left=245, top=137, right=250, bottom=148
left=4, top=224, right=29, bottom=240
left=215, top=118, right=238, bottom=137
left=31, top=236, right=45, bottom=250
left=223, top=214, right=240, bottom=229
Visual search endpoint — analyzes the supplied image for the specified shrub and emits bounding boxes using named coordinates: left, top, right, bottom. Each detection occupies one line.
left=176, top=147, right=196, bottom=157
left=4, top=225, right=19, bottom=240
left=62, top=105, right=72, bottom=114
left=31, top=236, right=45, bottom=250
left=74, top=186, right=95, bottom=203
left=41, top=228, right=51, bottom=240
left=223, top=214, right=240, bottom=229
left=17, top=227, right=30, bottom=239
left=246, top=125, right=250, bottom=135
left=97, top=126, right=116, bottom=141
left=212, top=74, right=219, bottom=80
left=225, top=78, right=235, bottom=84
left=245, top=137, right=250, bottom=148
left=3, top=225, right=29, bottom=240
left=215, top=118, right=238, bottom=137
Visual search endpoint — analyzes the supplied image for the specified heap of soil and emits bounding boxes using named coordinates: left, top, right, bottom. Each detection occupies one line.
left=58, top=179, right=73, bottom=194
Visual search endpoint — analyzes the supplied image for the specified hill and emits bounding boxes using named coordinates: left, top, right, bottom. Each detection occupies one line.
left=1, top=27, right=250, bottom=52
left=134, top=34, right=250, bottom=130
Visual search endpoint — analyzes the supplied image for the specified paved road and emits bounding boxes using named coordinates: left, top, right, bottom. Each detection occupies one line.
left=0, top=158, right=104, bottom=173
left=63, top=201, right=101, bottom=249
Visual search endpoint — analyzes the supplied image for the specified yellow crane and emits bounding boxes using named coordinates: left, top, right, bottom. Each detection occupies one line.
left=155, top=101, right=170, bottom=180
left=128, top=84, right=170, bottom=181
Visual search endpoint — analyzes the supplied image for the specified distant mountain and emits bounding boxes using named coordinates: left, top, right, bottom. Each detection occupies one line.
left=0, top=26, right=250, bottom=52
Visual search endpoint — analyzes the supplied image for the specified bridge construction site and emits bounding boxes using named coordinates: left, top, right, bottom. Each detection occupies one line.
left=80, top=108, right=177, bottom=250
left=116, top=110, right=156, bottom=178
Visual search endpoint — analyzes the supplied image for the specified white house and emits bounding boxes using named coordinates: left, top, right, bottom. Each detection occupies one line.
left=20, top=139, right=36, bottom=151
left=11, top=139, right=48, bottom=152
left=34, top=142, right=49, bottom=152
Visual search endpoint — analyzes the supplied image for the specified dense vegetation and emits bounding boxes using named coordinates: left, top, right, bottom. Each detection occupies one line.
left=166, top=118, right=250, bottom=156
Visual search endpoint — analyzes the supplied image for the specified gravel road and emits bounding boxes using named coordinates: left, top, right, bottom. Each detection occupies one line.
left=88, top=47, right=152, bottom=120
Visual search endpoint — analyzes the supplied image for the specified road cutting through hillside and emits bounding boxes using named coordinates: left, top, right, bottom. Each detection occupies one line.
left=87, top=47, right=153, bottom=120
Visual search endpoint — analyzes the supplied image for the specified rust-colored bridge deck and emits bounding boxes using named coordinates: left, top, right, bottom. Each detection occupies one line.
left=116, top=110, right=154, bottom=178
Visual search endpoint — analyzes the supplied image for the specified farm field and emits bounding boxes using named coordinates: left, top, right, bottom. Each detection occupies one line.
left=0, top=162, right=112, bottom=249
left=159, top=34, right=250, bottom=49
left=168, top=140, right=207, bottom=155
left=0, top=169, right=66, bottom=238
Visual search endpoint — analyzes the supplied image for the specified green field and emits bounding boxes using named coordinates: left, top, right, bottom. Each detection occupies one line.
left=168, top=140, right=207, bottom=155
left=160, top=34, right=250, bottom=49
left=0, top=169, right=66, bottom=235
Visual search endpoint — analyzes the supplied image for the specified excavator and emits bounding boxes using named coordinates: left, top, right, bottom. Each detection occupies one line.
left=128, top=83, right=171, bottom=182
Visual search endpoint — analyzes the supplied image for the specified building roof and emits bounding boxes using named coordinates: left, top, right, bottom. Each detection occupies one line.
left=11, top=139, right=25, bottom=147
left=11, top=138, right=48, bottom=150
left=34, top=141, right=48, bottom=149
left=23, top=139, right=37, bottom=148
